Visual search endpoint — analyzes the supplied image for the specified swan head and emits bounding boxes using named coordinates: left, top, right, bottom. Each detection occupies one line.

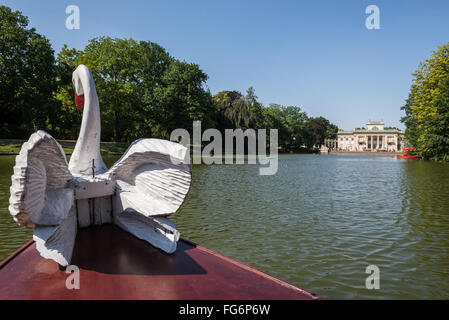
left=72, top=64, right=91, bottom=110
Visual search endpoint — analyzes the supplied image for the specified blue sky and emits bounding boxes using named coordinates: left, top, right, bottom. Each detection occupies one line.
left=3, top=0, right=449, bottom=130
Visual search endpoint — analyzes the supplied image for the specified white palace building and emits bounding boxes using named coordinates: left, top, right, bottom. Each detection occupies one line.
left=335, top=120, right=405, bottom=152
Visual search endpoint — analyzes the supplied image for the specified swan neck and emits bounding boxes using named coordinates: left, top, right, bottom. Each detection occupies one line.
left=69, top=69, right=107, bottom=176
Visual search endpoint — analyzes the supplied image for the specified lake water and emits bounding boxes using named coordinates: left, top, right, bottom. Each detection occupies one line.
left=1, top=153, right=449, bottom=299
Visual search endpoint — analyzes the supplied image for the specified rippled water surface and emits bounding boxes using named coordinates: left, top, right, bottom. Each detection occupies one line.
left=1, top=154, right=449, bottom=299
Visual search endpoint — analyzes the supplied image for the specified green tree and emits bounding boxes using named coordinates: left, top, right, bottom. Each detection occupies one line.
left=56, top=37, right=213, bottom=142
left=400, top=98, right=419, bottom=149
left=419, top=77, right=449, bottom=160
left=150, top=59, right=215, bottom=138
left=213, top=87, right=265, bottom=131
left=262, top=104, right=309, bottom=151
left=281, top=105, right=309, bottom=150
left=58, top=37, right=173, bottom=142
left=401, top=43, right=449, bottom=160
left=325, top=123, right=338, bottom=140
left=51, top=46, right=83, bottom=139
left=0, top=6, right=58, bottom=138
left=245, top=87, right=264, bottom=129
left=213, top=90, right=250, bottom=130
left=261, top=104, right=290, bottom=150
left=306, top=116, right=331, bottom=147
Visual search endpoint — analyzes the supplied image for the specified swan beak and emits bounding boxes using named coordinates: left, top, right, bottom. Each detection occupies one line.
left=74, top=90, right=85, bottom=110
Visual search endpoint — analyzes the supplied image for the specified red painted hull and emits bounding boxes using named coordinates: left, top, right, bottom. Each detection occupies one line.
left=0, top=224, right=319, bottom=300
left=397, top=155, right=421, bottom=160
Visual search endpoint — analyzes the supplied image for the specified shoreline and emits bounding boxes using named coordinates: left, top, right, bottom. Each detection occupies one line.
left=0, top=151, right=403, bottom=156
left=328, top=151, right=401, bottom=156
left=0, top=139, right=402, bottom=157
left=0, top=138, right=127, bottom=156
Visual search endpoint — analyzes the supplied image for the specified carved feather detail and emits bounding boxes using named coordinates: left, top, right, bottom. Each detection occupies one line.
left=9, top=130, right=73, bottom=228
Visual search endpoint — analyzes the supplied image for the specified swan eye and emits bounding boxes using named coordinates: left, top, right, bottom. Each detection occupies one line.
left=74, top=90, right=85, bottom=110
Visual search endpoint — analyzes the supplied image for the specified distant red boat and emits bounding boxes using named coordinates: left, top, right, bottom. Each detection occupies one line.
left=0, top=225, right=319, bottom=300
left=397, top=147, right=421, bottom=160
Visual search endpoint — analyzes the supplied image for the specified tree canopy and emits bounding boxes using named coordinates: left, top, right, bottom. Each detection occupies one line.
left=56, top=37, right=215, bottom=142
left=401, top=43, right=449, bottom=161
left=0, top=6, right=58, bottom=138
left=0, top=5, right=338, bottom=152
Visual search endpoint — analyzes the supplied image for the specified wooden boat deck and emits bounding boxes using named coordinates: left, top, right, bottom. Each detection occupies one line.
left=0, top=224, right=319, bottom=300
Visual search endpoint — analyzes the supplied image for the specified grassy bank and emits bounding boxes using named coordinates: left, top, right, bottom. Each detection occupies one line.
left=0, top=139, right=130, bottom=155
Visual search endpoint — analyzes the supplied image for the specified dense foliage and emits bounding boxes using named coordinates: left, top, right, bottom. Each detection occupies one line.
left=401, top=43, right=449, bottom=161
left=55, top=37, right=216, bottom=142
left=0, top=6, right=58, bottom=138
left=0, top=6, right=337, bottom=152
left=211, top=90, right=337, bottom=151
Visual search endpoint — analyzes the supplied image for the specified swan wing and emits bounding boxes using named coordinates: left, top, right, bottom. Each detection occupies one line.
left=104, top=138, right=191, bottom=253
left=33, top=207, right=77, bottom=266
left=107, top=138, right=191, bottom=218
left=114, top=210, right=180, bottom=254
left=9, top=131, right=74, bottom=227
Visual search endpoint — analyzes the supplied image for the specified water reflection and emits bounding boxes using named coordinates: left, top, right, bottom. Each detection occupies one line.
left=0, top=156, right=32, bottom=260
left=398, top=161, right=449, bottom=298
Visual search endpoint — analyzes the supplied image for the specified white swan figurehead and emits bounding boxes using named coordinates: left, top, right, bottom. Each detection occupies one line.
left=69, top=64, right=107, bottom=176
left=9, top=64, right=192, bottom=266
